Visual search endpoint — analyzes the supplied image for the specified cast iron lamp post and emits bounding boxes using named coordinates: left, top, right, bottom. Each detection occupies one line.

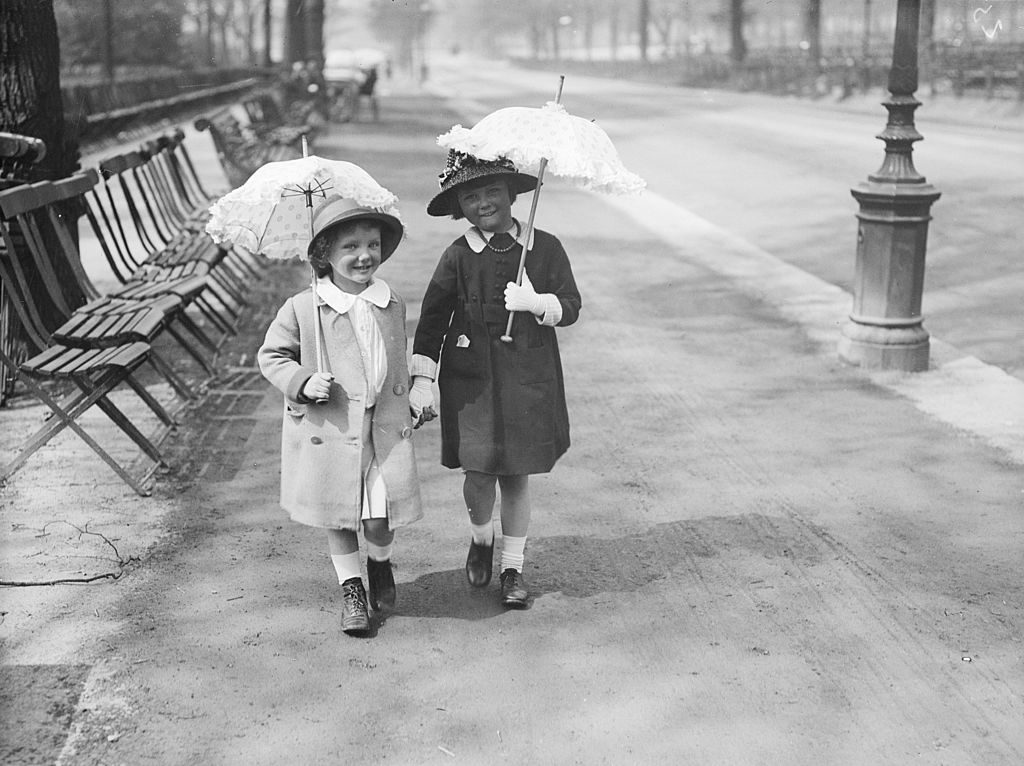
left=838, top=0, right=941, bottom=372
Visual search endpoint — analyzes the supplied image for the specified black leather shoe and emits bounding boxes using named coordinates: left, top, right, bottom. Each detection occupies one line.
left=465, top=539, right=493, bottom=587
left=500, top=568, right=528, bottom=608
left=341, top=577, right=370, bottom=635
left=366, top=557, right=396, bottom=612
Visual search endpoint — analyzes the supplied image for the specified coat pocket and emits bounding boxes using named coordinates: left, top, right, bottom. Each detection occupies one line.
left=440, top=337, right=484, bottom=380
left=285, top=402, right=308, bottom=419
left=514, top=343, right=555, bottom=384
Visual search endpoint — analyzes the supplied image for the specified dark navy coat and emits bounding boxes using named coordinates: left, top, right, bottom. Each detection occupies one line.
left=413, top=228, right=581, bottom=475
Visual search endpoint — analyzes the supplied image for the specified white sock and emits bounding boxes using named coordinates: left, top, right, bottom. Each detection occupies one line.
left=365, top=541, right=393, bottom=562
left=330, top=552, right=362, bottom=584
left=500, top=535, right=526, bottom=572
left=470, top=520, right=494, bottom=545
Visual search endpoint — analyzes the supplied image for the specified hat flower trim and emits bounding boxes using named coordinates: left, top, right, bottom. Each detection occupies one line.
left=436, top=147, right=519, bottom=189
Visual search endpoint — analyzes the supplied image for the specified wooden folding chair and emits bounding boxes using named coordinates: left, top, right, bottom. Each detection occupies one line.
left=0, top=200, right=178, bottom=496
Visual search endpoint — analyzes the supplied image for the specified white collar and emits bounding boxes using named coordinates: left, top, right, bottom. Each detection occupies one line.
left=464, top=219, right=534, bottom=253
left=315, top=276, right=391, bottom=314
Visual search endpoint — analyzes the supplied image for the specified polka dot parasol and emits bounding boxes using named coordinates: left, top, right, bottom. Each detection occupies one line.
left=205, top=155, right=401, bottom=261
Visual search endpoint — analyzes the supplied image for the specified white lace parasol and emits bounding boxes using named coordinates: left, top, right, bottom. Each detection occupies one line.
left=205, top=155, right=401, bottom=261
left=437, top=101, right=645, bottom=196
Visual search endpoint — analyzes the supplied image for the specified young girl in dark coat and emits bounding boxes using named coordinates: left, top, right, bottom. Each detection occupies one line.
left=409, top=151, right=581, bottom=608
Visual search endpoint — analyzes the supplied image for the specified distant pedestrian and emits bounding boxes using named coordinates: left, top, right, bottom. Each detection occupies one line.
left=258, top=194, right=423, bottom=636
left=409, top=151, right=581, bottom=608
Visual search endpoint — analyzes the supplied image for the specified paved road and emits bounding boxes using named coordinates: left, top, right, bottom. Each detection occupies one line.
left=2, top=73, right=1022, bottom=765
left=428, top=58, right=1024, bottom=379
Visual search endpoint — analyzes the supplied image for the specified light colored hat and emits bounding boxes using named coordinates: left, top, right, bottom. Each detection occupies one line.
left=426, top=151, right=538, bottom=218
left=309, top=194, right=404, bottom=261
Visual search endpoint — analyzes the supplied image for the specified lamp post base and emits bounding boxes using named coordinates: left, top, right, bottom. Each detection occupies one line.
left=838, top=319, right=929, bottom=372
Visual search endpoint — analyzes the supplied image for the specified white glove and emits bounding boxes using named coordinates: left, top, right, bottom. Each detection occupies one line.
left=301, top=372, right=334, bottom=403
left=409, top=375, right=437, bottom=428
left=504, top=271, right=546, bottom=316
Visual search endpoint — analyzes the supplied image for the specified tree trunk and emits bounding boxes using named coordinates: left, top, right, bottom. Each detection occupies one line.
left=263, top=0, right=273, bottom=67
left=638, top=0, right=650, bottom=62
left=804, top=0, right=822, bottom=70
left=919, top=0, right=936, bottom=95
left=285, top=0, right=306, bottom=65
left=304, top=0, right=324, bottom=64
left=0, top=0, right=84, bottom=347
left=730, top=0, right=747, bottom=63
left=610, top=5, right=619, bottom=61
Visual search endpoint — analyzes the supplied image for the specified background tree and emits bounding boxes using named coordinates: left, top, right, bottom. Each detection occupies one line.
left=729, top=0, right=746, bottom=62
left=1, top=0, right=83, bottom=338
left=55, top=0, right=187, bottom=71
left=2, top=0, right=76, bottom=180
left=368, top=0, right=435, bottom=72
left=638, top=0, right=651, bottom=61
left=803, top=0, right=822, bottom=68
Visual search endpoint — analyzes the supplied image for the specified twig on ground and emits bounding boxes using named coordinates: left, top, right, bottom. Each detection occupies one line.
left=0, top=520, right=140, bottom=587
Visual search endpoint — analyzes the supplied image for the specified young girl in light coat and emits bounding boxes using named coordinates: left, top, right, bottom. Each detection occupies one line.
left=258, top=194, right=423, bottom=636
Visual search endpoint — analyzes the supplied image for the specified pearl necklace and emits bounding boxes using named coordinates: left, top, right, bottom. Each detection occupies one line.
left=485, top=222, right=521, bottom=253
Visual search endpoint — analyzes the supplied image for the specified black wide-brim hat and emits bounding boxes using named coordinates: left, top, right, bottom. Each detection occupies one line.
left=426, top=151, right=538, bottom=218
left=308, top=194, right=405, bottom=262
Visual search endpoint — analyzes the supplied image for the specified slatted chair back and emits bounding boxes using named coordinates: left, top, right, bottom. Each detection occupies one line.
left=100, top=149, right=169, bottom=255
left=141, top=137, right=196, bottom=232
left=166, top=128, right=216, bottom=206
left=0, top=185, right=58, bottom=352
left=0, top=131, right=48, bottom=406
left=41, top=171, right=104, bottom=303
left=81, top=158, right=148, bottom=284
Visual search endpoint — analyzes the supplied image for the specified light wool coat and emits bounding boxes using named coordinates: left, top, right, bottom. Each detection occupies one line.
left=257, top=286, right=423, bottom=530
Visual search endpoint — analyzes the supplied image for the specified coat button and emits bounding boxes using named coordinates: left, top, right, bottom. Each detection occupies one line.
left=400, top=426, right=412, bottom=439
left=310, top=436, right=323, bottom=445
left=393, top=382, right=406, bottom=396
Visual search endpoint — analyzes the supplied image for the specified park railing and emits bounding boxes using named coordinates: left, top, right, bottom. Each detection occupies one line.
left=61, top=67, right=275, bottom=150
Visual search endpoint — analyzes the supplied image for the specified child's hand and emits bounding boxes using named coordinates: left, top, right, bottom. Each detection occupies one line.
left=505, top=272, right=545, bottom=316
left=409, top=375, right=436, bottom=428
left=302, top=372, right=334, bottom=402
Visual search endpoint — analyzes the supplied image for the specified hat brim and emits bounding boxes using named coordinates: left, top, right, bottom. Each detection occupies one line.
left=426, top=171, right=538, bottom=218
left=309, top=208, right=405, bottom=262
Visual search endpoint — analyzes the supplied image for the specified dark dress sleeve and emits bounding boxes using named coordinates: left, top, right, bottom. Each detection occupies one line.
left=413, top=244, right=460, bottom=363
left=538, top=233, right=581, bottom=327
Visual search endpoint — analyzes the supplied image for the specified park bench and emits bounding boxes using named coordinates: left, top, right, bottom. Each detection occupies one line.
left=194, top=107, right=308, bottom=188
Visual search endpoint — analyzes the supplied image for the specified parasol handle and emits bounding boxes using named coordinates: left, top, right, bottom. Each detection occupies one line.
left=500, top=75, right=564, bottom=344
left=500, top=156, right=548, bottom=344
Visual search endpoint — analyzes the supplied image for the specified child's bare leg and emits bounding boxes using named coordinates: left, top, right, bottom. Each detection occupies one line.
left=463, top=470, right=497, bottom=586
left=362, top=518, right=394, bottom=548
left=497, top=474, right=530, bottom=538
left=463, top=470, right=497, bottom=527
left=327, top=528, right=359, bottom=563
